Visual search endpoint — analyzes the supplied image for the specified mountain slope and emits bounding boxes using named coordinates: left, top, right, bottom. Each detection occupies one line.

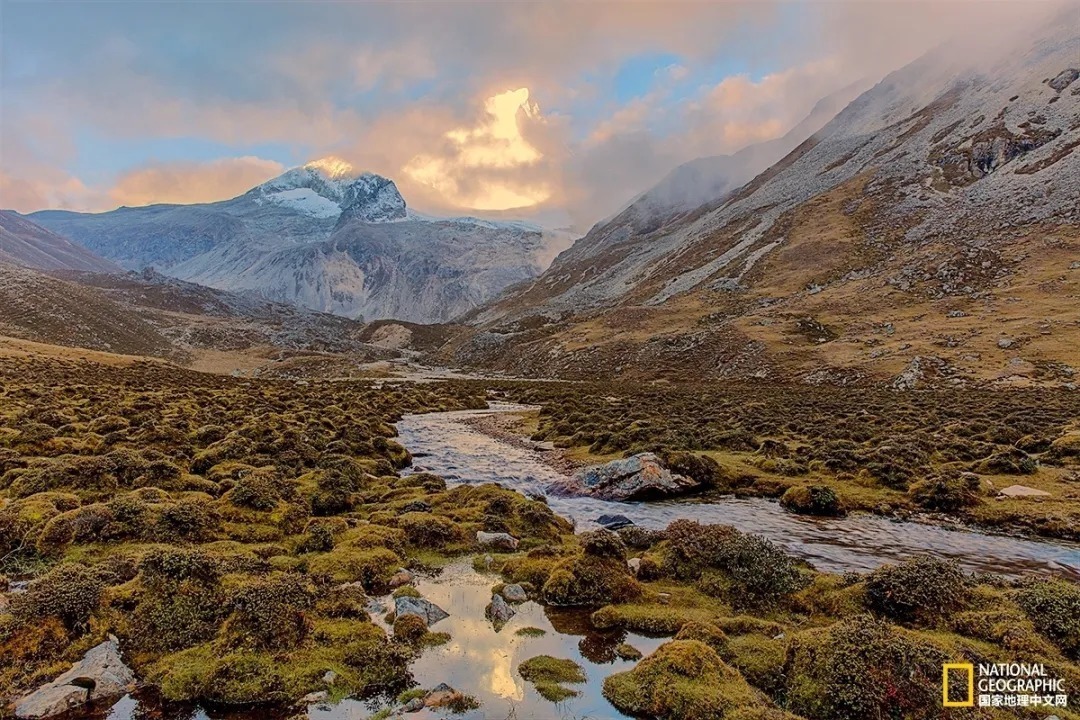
left=446, top=20, right=1080, bottom=387
left=30, top=160, right=562, bottom=323
left=0, top=211, right=120, bottom=273
left=0, top=263, right=388, bottom=363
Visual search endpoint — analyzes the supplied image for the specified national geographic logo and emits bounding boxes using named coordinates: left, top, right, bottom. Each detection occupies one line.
left=944, top=663, right=1070, bottom=709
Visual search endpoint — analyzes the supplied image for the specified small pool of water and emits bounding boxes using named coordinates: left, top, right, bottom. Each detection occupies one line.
left=313, top=562, right=662, bottom=720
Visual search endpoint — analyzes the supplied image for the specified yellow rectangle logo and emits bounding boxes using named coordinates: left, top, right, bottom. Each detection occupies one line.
left=943, top=663, right=975, bottom=707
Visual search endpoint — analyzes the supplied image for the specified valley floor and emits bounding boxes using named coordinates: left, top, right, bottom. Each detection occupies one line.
left=0, top=344, right=1077, bottom=720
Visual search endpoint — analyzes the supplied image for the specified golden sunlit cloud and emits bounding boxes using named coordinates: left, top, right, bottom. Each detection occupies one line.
left=304, top=156, right=355, bottom=179
left=109, top=156, right=285, bottom=207
left=404, top=88, right=552, bottom=211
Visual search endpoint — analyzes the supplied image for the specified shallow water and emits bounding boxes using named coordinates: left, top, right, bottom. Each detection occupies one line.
left=313, top=562, right=664, bottom=720
left=398, top=404, right=1080, bottom=580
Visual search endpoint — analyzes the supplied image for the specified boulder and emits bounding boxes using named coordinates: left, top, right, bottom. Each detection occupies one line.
left=998, top=485, right=1051, bottom=498
left=388, top=568, right=414, bottom=588
left=476, top=531, right=519, bottom=551
left=394, top=596, right=449, bottom=627
left=486, top=593, right=516, bottom=629
left=571, top=453, right=700, bottom=501
left=502, top=584, right=528, bottom=603
left=597, top=513, right=635, bottom=530
left=15, top=636, right=136, bottom=719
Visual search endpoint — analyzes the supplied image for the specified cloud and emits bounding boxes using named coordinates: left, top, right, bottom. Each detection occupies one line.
left=3, top=0, right=1066, bottom=230
left=108, top=157, right=285, bottom=207
left=403, top=88, right=554, bottom=211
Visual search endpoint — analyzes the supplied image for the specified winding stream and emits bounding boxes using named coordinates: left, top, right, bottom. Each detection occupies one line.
left=398, top=404, right=1080, bottom=580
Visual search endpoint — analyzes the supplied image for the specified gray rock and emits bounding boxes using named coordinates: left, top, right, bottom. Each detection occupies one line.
left=501, top=584, right=528, bottom=603
left=15, top=636, right=136, bottom=719
left=997, top=337, right=1015, bottom=349
left=394, top=596, right=449, bottom=627
left=301, top=690, right=329, bottom=704
left=401, top=697, right=425, bottom=712
left=628, top=558, right=642, bottom=574
left=569, top=453, right=700, bottom=501
left=322, top=670, right=338, bottom=685
left=997, top=485, right=1051, bottom=498
left=596, top=513, right=635, bottom=530
left=476, top=531, right=519, bottom=551
left=486, top=593, right=516, bottom=629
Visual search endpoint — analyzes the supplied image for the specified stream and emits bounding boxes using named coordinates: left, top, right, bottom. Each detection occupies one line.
left=398, top=404, right=1080, bottom=580
left=70, top=403, right=1080, bottom=720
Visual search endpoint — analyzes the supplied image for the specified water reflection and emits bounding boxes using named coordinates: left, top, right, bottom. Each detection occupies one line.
left=397, top=405, right=1080, bottom=580
left=321, top=562, right=663, bottom=719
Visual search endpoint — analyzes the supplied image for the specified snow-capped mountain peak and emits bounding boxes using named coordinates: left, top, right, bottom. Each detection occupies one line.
left=304, top=156, right=355, bottom=179
left=252, top=158, right=407, bottom=222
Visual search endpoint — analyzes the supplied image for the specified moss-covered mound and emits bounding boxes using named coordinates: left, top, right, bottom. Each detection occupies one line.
left=783, top=616, right=949, bottom=720
left=518, top=655, right=587, bottom=702
left=603, top=640, right=767, bottom=720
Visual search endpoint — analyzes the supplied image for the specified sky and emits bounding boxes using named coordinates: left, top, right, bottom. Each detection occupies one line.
left=0, top=0, right=1057, bottom=230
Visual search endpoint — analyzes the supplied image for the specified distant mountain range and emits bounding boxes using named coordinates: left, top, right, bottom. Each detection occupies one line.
left=444, top=17, right=1080, bottom=387
left=28, top=160, right=571, bottom=324
left=0, top=210, right=120, bottom=273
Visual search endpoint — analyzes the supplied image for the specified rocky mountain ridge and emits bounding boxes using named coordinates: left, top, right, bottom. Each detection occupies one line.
left=443, top=20, right=1080, bottom=387
left=29, top=160, right=564, bottom=324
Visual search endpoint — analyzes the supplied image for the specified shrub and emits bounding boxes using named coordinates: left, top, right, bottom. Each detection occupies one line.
left=298, top=517, right=348, bottom=553
left=580, top=529, right=626, bottom=560
left=864, top=555, right=967, bottom=624
left=720, top=535, right=807, bottom=608
left=541, top=552, right=641, bottom=607
left=156, top=498, right=220, bottom=542
left=784, top=616, right=949, bottom=720
left=1011, top=577, right=1080, bottom=659
left=392, top=613, right=428, bottom=642
left=397, top=512, right=459, bottom=549
left=603, top=640, right=763, bottom=720
left=977, top=448, right=1037, bottom=475
left=229, top=468, right=284, bottom=510
left=310, top=469, right=358, bottom=516
left=226, top=574, right=313, bottom=649
left=908, top=471, right=981, bottom=511
left=132, top=548, right=227, bottom=651
left=618, top=526, right=666, bottom=549
left=660, top=520, right=739, bottom=580
left=779, top=485, right=845, bottom=516
left=11, top=563, right=105, bottom=631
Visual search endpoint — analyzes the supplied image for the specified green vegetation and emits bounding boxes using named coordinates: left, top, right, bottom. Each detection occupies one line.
left=1, top=356, right=1077, bottom=719
left=518, top=655, right=587, bottom=702
left=603, top=640, right=765, bottom=719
